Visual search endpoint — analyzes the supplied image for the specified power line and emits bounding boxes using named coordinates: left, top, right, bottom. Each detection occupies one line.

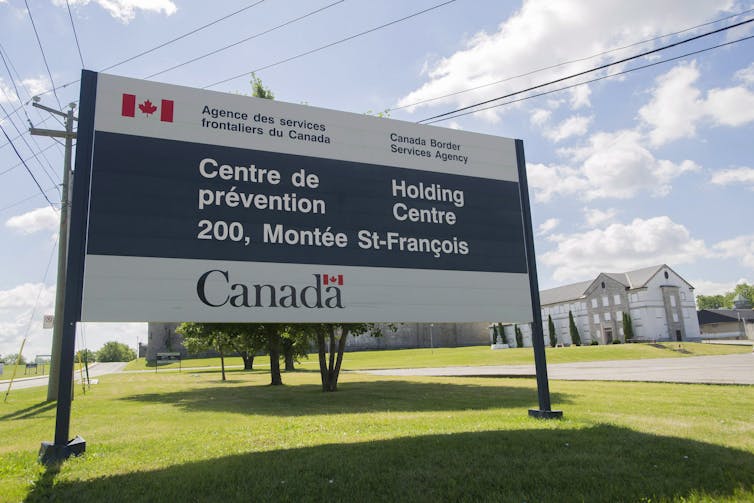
left=418, top=16, right=754, bottom=123
left=25, top=0, right=271, bottom=102
left=145, top=0, right=345, bottom=79
left=101, top=0, right=268, bottom=73
left=0, top=141, right=59, bottom=177
left=0, top=185, right=59, bottom=213
left=0, top=114, right=57, bottom=152
left=0, top=43, right=65, bottom=129
left=423, top=34, right=754, bottom=125
left=0, top=100, right=61, bottom=191
left=24, top=0, right=63, bottom=110
left=204, top=0, right=460, bottom=89
left=392, top=7, right=754, bottom=113
left=0, top=123, right=55, bottom=209
left=66, top=0, right=86, bottom=68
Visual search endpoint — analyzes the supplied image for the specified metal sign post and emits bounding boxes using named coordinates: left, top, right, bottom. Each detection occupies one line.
left=515, top=140, right=562, bottom=419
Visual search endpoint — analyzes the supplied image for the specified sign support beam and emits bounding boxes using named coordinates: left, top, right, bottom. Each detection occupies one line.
left=39, top=72, right=97, bottom=465
left=515, top=139, right=563, bottom=420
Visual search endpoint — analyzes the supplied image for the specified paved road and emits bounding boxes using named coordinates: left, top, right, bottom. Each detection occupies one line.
left=1, top=362, right=128, bottom=391
left=361, top=353, right=754, bottom=385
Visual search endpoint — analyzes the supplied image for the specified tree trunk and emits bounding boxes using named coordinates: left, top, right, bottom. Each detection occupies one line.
left=268, top=329, right=283, bottom=385
left=282, top=339, right=295, bottom=371
left=219, top=350, right=226, bottom=382
left=241, top=352, right=254, bottom=370
left=316, top=331, right=328, bottom=392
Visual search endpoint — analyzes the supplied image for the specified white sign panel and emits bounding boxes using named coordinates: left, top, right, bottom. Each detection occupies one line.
left=74, top=72, right=533, bottom=323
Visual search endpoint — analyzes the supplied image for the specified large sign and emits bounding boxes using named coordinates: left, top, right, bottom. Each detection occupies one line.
left=75, top=72, right=534, bottom=323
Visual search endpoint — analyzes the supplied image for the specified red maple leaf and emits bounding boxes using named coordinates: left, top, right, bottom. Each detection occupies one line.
left=138, top=99, right=157, bottom=115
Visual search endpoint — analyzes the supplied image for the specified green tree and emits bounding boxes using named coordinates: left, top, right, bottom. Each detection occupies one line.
left=306, top=323, right=380, bottom=392
left=96, top=341, right=136, bottom=362
left=222, top=323, right=269, bottom=371
left=75, top=349, right=96, bottom=364
left=547, top=315, right=557, bottom=348
left=568, top=311, right=581, bottom=346
left=696, top=283, right=754, bottom=309
left=3, top=353, right=26, bottom=365
left=280, top=325, right=312, bottom=371
left=515, top=324, right=523, bottom=348
left=623, top=312, right=634, bottom=342
left=696, top=294, right=728, bottom=310
left=251, top=72, right=274, bottom=99
left=178, top=323, right=234, bottom=381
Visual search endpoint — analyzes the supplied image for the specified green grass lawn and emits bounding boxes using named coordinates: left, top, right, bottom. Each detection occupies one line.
left=124, top=341, right=750, bottom=372
left=1, top=367, right=753, bottom=502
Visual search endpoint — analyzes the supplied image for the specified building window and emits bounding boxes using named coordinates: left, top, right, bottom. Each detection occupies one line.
left=673, top=312, right=679, bottom=322
left=683, top=309, right=690, bottom=319
left=619, top=327, right=624, bottom=336
left=616, top=310, right=623, bottom=320
left=591, top=299, right=598, bottom=308
left=604, top=312, right=611, bottom=321
left=630, top=293, right=638, bottom=302
left=614, top=294, right=621, bottom=305
left=664, top=271, right=669, bottom=279
left=602, top=296, right=609, bottom=307
left=670, top=296, right=676, bottom=307
left=680, top=292, right=686, bottom=300
left=631, top=309, right=641, bottom=320
left=593, top=314, right=599, bottom=324
left=601, top=281, right=606, bottom=289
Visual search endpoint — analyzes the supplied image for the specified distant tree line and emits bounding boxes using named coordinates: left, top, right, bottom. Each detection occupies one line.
left=696, top=283, right=754, bottom=310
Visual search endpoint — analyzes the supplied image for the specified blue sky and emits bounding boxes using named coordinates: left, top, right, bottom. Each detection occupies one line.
left=1, top=0, right=753, bottom=358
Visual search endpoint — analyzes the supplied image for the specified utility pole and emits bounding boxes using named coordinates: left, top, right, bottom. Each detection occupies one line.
left=30, top=101, right=77, bottom=401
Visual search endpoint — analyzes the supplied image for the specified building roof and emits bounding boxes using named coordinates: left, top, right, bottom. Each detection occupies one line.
left=540, top=264, right=692, bottom=306
left=540, top=280, right=593, bottom=306
left=698, top=309, right=754, bottom=324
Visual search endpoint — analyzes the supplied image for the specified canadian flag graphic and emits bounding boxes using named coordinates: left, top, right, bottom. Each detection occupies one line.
left=322, top=274, right=344, bottom=286
left=121, top=93, right=174, bottom=122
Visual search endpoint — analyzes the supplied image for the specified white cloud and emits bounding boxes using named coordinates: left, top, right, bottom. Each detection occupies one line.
left=541, top=216, right=709, bottom=282
left=568, top=84, right=591, bottom=109
left=690, top=278, right=751, bottom=298
left=528, top=129, right=699, bottom=202
left=714, top=234, right=754, bottom=270
left=543, top=114, right=592, bottom=142
left=537, top=218, right=560, bottom=235
left=57, top=0, right=177, bottom=23
left=583, top=207, right=617, bottom=227
left=21, top=77, right=51, bottom=98
left=530, top=108, right=551, bottom=126
left=640, top=61, right=754, bottom=146
left=735, top=62, right=754, bottom=85
left=0, top=283, right=55, bottom=358
left=710, top=167, right=754, bottom=190
left=397, top=0, right=732, bottom=122
left=5, top=207, right=59, bottom=234
left=0, top=281, right=146, bottom=359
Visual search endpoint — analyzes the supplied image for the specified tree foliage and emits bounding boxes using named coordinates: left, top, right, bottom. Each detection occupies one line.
left=76, top=349, right=96, bottom=364
left=96, top=341, right=136, bottom=362
left=622, top=312, right=634, bottom=342
left=251, top=73, right=274, bottom=100
left=304, top=323, right=380, bottom=392
left=547, top=315, right=557, bottom=348
left=697, top=283, right=754, bottom=309
left=2, top=353, right=26, bottom=365
left=568, top=311, right=581, bottom=346
left=514, top=324, right=523, bottom=348
left=179, top=322, right=250, bottom=382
